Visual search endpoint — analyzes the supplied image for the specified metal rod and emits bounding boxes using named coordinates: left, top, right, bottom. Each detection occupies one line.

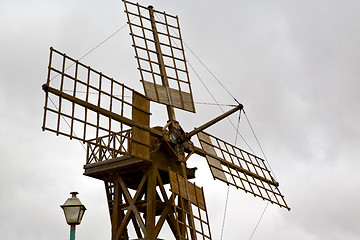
left=70, top=225, right=76, bottom=240
left=185, top=104, right=243, bottom=139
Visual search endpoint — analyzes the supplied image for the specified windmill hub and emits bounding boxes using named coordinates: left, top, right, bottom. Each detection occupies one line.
left=151, top=122, right=194, bottom=165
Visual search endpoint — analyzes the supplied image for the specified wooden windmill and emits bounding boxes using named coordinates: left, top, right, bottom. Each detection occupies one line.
left=42, top=1, right=290, bottom=239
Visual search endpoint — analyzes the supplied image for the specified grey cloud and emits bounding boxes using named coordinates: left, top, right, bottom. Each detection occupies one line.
left=1, top=0, right=360, bottom=239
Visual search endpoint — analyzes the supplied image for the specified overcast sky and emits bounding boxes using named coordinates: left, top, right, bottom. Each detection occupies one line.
left=1, top=0, right=360, bottom=239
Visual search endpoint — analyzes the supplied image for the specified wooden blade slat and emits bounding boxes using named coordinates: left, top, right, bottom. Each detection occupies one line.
left=197, top=131, right=290, bottom=210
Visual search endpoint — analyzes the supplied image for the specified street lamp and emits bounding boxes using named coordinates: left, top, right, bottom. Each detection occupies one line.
left=61, top=192, right=86, bottom=240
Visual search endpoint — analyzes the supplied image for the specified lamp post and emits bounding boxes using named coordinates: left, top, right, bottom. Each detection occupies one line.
left=61, top=192, right=86, bottom=240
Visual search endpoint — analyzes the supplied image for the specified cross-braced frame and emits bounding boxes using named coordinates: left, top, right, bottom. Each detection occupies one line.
left=123, top=0, right=195, bottom=113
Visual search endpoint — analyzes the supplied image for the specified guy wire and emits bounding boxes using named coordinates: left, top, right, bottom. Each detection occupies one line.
left=243, top=110, right=278, bottom=182
left=48, top=96, right=87, bottom=151
left=49, top=12, right=143, bottom=82
left=220, top=110, right=242, bottom=240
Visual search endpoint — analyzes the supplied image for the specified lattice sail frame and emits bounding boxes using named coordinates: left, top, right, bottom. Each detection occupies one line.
left=197, top=131, right=290, bottom=210
left=169, top=169, right=212, bottom=240
left=42, top=47, right=151, bottom=161
left=123, top=0, right=195, bottom=112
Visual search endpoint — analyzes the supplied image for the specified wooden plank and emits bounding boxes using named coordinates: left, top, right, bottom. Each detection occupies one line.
left=146, top=167, right=157, bottom=239
left=169, top=88, right=195, bottom=112
left=143, top=81, right=169, bottom=105
left=178, top=174, right=188, bottom=200
left=206, top=155, right=228, bottom=182
left=112, top=174, right=121, bottom=240
left=169, top=169, right=179, bottom=195
left=169, top=170, right=206, bottom=210
left=131, top=92, right=151, bottom=161
left=187, top=182, right=196, bottom=204
left=83, top=156, right=150, bottom=180
left=198, top=132, right=227, bottom=182
left=197, top=132, right=216, bottom=155
left=168, top=169, right=188, bottom=200
left=181, top=91, right=195, bottom=112
left=195, top=185, right=206, bottom=210
left=143, top=81, right=195, bottom=112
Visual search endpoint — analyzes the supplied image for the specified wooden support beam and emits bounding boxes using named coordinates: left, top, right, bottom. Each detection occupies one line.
left=146, top=166, right=157, bottom=240
left=185, top=104, right=243, bottom=139
left=148, top=5, right=176, bottom=121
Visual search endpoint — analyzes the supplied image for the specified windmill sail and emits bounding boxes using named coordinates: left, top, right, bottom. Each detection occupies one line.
left=42, top=47, right=152, bottom=161
left=197, top=131, right=290, bottom=210
left=123, top=0, right=195, bottom=113
left=169, top=169, right=212, bottom=240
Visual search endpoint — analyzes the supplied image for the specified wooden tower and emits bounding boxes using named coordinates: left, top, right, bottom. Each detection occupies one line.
left=42, top=1, right=289, bottom=239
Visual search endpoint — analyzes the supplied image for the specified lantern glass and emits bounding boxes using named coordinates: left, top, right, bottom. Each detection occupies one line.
left=61, top=192, right=86, bottom=225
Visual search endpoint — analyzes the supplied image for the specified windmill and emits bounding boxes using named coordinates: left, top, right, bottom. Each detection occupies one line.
left=42, top=1, right=290, bottom=239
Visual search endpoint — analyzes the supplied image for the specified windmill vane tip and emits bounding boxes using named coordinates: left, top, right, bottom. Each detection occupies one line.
left=42, top=84, right=48, bottom=92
